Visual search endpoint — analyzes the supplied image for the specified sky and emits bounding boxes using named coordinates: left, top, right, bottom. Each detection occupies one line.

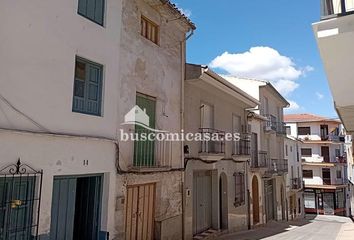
left=174, top=0, right=337, bottom=118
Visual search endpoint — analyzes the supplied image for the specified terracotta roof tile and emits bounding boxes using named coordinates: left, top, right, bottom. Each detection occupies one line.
left=284, top=113, right=340, bottom=123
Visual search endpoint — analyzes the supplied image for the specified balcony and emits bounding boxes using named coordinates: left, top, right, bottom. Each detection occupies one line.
left=264, top=114, right=277, bottom=132
left=291, top=178, right=303, bottom=190
left=266, top=159, right=288, bottom=175
left=264, top=115, right=286, bottom=135
left=250, top=151, right=268, bottom=169
left=321, top=0, right=354, bottom=20
left=133, top=129, right=172, bottom=170
left=199, top=128, right=225, bottom=161
left=232, top=133, right=251, bottom=157
left=336, top=155, right=347, bottom=163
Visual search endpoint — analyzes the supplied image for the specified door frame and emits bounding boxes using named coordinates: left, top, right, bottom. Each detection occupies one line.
left=50, top=174, right=103, bottom=240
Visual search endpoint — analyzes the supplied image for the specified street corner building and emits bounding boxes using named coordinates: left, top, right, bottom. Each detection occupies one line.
left=285, top=114, right=350, bottom=216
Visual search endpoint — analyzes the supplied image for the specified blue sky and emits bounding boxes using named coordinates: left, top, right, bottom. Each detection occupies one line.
left=175, top=0, right=337, bottom=118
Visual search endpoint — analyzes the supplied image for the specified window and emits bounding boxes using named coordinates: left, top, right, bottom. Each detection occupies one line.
left=301, top=148, right=312, bottom=157
left=303, top=170, right=313, bottom=178
left=336, top=189, right=345, bottom=209
left=78, top=0, right=105, bottom=25
left=286, top=126, right=291, bottom=135
left=304, top=191, right=316, bottom=209
left=285, top=145, right=288, bottom=156
left=141, top=16, right=159, bottom=44
left=337, top=170, right=342, bottom=179
left=234, top=172, right=245, bottom=207
left=73, top=57, right=103, bottom=116
left=298, top=127, right=311, bottom=135
left=335, top=149, right=341, bottom=157
left=290, top=145, right=293, bottom=152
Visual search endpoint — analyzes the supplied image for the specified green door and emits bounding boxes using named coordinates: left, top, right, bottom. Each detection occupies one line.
left=0, top=177, right=34, bottom=240
left=134, top=94, right=156, bottom=167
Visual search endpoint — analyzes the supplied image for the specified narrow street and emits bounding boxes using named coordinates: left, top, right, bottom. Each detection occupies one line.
left=219, top=215, right=354, bottom=240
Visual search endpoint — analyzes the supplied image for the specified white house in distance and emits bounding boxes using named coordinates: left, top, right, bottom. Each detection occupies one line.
left=285, top=135, right=304, bottom=220
left=285, top=114, right=350, bottom=216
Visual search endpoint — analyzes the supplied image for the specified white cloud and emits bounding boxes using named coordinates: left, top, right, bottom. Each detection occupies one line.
left=273, top=80, right=299, bottom=97
left=286, top=100, right=300, bottom=112
left=316, top=92, right=324, bottom=100
left=210, top=46, right=312, bottom=97
left=177, top=6, right=192, bottom=18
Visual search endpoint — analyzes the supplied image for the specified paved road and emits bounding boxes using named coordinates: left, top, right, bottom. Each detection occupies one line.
left=219, top=215, right=353, bottom=240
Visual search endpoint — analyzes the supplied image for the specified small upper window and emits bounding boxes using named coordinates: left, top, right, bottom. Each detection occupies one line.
left=141, top=16, right=159, bottom=44
left=73, top=57, right=103, bottom=116
left=78, top=0, right=105, bottom=26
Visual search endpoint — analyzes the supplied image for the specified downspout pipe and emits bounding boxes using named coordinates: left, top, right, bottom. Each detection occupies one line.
left=181, top=28, right=194, bottom=240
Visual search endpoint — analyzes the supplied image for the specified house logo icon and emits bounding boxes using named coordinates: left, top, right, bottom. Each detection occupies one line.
left=121, top=105, right=167, bottom=132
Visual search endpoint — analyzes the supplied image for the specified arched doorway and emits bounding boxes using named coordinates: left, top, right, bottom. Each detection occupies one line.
left=252, top=176, right=260, bottom=224
left=219, top=173, right=228, bottom=230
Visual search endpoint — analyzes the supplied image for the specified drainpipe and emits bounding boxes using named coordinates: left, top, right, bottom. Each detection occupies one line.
left=181, top=28, right=194, bottom=240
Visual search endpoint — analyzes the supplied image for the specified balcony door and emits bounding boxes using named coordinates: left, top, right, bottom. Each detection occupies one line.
left=322, top=168, right=331, bottom=185
left=200, top=103, right=214, bottom=152
left=320, top=125, right=329, bottom=140
left=134, top=93, right=156, bottom=167
left=200, top=103, right=214, bottom=129
left=321, top=146, right=330, bottom=162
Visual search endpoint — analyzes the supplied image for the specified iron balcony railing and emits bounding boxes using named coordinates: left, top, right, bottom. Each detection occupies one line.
left=264, top=115, right=286, bottom=135
left=276, top=122, right=287, bottom=135
left=233, top=133, right=251, bottom=156
left=336, top=155, right=347, bottom=163
left=250, top=150, right=268, bottom=168
left=264, top=114, right=277, bottom=132
left=291, top=178, right=302, bottom=190
left=133, top=129, right=172, bottom=169
left=266, top=159, right=288, bottom=174
left=199, top=128, right=225, bottom=154
left=321, top=0, right=354, bottom=19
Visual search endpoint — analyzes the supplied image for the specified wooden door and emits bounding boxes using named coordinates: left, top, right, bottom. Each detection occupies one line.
left=252, top=176, right=260, bottom=224
left=125, top=183, right=155, bottom=240
left=193, top=171, right=212, bottom=235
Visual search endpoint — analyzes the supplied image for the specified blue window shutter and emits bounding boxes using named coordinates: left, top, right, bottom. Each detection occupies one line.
left=73, top=58, right=102, bottom=116
left=86, top=0, right=96, bottom=20
left=78, top=0, right=88, bottom=16
left=95, top=0, right=104, bottom=25
left=78, top=0, right=104, bottom=25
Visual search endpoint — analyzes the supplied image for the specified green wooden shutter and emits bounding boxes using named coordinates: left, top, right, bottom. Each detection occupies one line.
left=134, top=94, right=156, bottom=167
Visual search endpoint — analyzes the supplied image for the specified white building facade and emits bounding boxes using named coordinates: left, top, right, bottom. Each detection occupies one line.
left=0, top=0, right=123, bottom=239
left=226, top=77, right=290, bottom=223
left=285, top=136, right=304, bottom=220
left=285, top=114, right=349, bottom=216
